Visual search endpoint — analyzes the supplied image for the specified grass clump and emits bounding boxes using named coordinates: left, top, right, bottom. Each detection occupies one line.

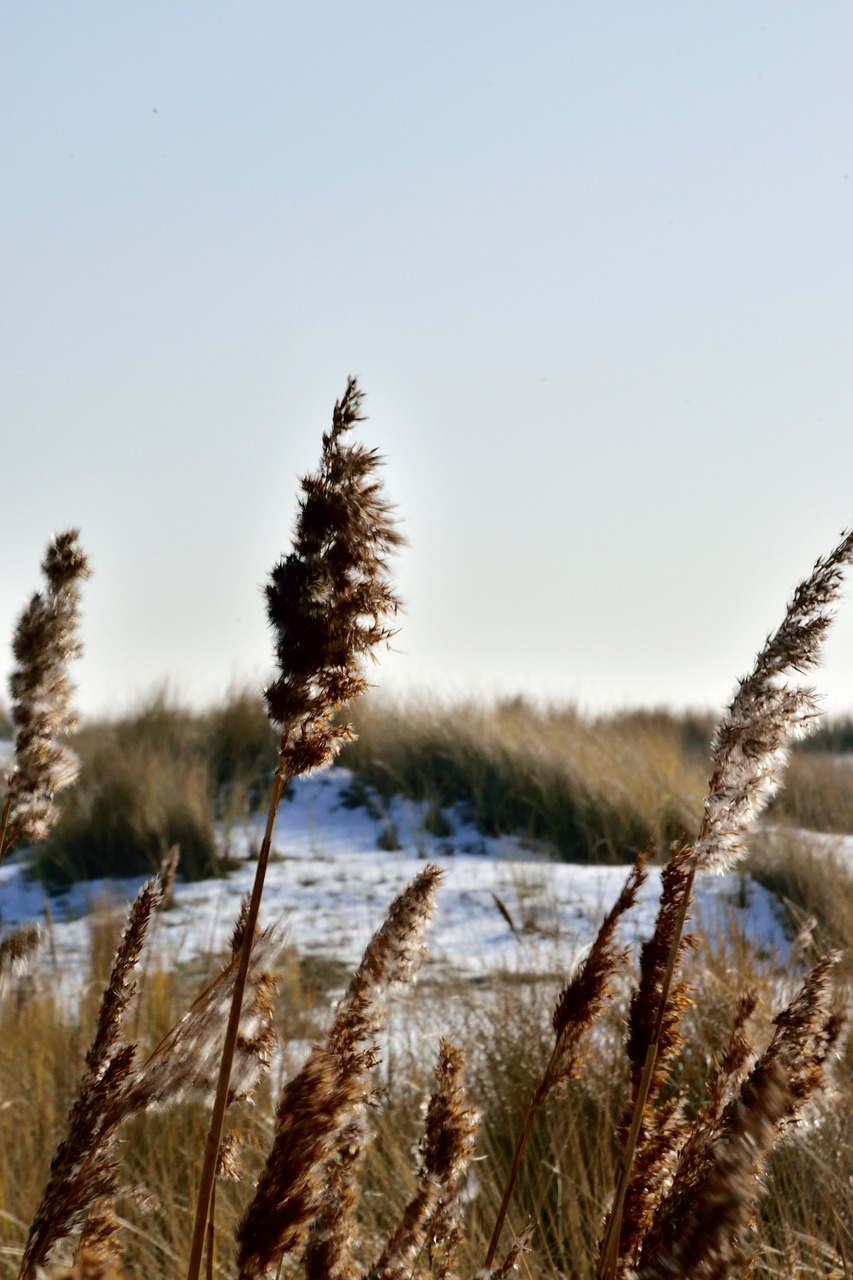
left=30, top=690, right=278, bottom=887
left=768, top=749, right=853, bottom=834
left=340, top=697, right=711, bottom=863
left=33, top=737, right=218, bottom=886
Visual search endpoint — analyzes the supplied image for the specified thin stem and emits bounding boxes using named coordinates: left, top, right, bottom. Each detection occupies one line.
left=205, top=1180, right=216, bottom=1280
left=484, top=1043, right=559, bottom=1269
left=0, top=793, right=13, bottom=865
left=595, top=860, right=697, bottom=1280
left=185, top=762, right=288, bottom=1280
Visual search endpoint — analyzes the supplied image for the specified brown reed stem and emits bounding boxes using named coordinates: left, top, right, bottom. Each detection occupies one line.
left=185, top=763, right=288, bottom=1280
left=0, top=793, right=12, bottom=864
left=596, top=859, right=697, bottom=1280
left=205, top=1181, right=216, bottom=1280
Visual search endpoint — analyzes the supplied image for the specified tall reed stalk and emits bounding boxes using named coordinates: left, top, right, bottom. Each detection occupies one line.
left=185, top=378, right=402, bottom=1280
left=595, top=527, right=853, bottom=1280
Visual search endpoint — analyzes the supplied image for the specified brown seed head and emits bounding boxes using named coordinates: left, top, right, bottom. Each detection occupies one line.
left=264, top=379, right=402, bottom=775
left=695, top=529, right=853, bottom=871
left=5, top=529, right=91, bottom=848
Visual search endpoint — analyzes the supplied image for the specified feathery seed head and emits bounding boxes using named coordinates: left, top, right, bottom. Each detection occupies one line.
left=422, top=1038, right=479, bottom=1277
left=542, top=854, right=646, bottom=1102
left=18, top=856, right=179, bottom=1280
left=264, top=378, right=402, bottom=775
left=637, top=958, right=842, bottom=1279
left=42, top=530, right=92, bottom=594
left=5, top=530, right=90, bottom=850
left=694, top=529, right=853, bottom=872
left=237, top=866, right=442, bottom=1279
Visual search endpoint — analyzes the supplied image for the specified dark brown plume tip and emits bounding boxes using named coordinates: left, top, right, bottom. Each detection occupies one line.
left=264, top=378, right=403, bottom=765
left=42, top=529, right=91, bottom=592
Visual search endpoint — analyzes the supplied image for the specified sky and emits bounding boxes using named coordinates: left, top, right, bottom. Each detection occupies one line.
left=3, top=3, right=853, bottom=721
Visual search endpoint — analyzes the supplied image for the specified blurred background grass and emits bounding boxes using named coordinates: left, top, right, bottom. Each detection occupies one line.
left=3, top=688, right=852, bottom=887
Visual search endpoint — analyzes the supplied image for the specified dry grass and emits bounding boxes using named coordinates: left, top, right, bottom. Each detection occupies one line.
left=1, top=915, right=851, bottom=1280
left=768, top=751, right=853, bottom=835
left=340, top=697, right=713, bottom=864
left=3, top=388, right=853, bottom=1280
left=20, top=693, right=853, bottom=890
left=31, top=690, right=280, bottom=888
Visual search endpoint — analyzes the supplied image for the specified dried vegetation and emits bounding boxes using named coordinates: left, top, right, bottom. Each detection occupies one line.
left=1, top=383, right=852, bottom=1280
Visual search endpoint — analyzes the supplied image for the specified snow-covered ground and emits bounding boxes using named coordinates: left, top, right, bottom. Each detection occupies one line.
left=0, top=768, right=793, bottom=1003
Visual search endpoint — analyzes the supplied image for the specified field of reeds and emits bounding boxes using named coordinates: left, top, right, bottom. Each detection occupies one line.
left=3, top=891, right=853, bottom=1280
left=2, top=379, right=853, bottom=1280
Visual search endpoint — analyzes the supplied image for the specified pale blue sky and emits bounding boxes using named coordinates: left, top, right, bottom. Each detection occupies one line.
left=3, top=4, right=853, bottom=719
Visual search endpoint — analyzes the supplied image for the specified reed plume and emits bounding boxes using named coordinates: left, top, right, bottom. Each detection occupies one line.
left=695, top=528, right=853, bottom=873
left=265, top=375, right=403, bottom=775
left=637, top=959, right=842, bottom=1279
left=598, top=527, right=853, bottom=1280
left=302, top=868, right=447, bottom=1280
left=1, top=530, right=90, bottom=860
left=127, top=918, right=279, bottom=1113
left=367, top=1037, right=478, bottom=1280
left=18, top=854, right=281, bottom=1280
left=236, top=864, right=441, bottom=1280
left=18, top=869, right=165, bottom=1279
left=187, top=378, right=403, bottom=1280
left=604, top=844, right=696, bottom=1270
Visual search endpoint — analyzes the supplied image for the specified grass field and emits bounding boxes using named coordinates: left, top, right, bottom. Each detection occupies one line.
left=1, top=878, right=852, bottom=1279
left=21, top=689, right=853, bottom=889
left=4, top=395, right=853, bottom=1280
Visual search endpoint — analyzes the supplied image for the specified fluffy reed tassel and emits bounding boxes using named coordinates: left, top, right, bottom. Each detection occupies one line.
left=695, top=528, right=853, bottom=873
left=637, top=959, right=842, bottom=1279
left=625, top=988, right=757, bottom=1278
left=598, top=528, right=853, bottom=1280
left=605, top=845, right=696, bottom=1270
left=20, top=866, right=279, bottom=1279
left=236, top=864, right=442, bottom=1280
left=1, top=530, right=90, bottom=859
left=186, top=380, right=403, bottom=1280
left=127, top=921, right=279, bottom=1112
left=368, top=1038, right=478, bottom=1280
left=18, top=870, right=164, bottom=1279
left=264, top=375, right=403, bottom=776
left=485, top=856, right=647, bottom=1269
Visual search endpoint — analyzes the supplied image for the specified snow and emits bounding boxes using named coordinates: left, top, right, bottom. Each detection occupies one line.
left=0, top=768, right=791, bottom=1004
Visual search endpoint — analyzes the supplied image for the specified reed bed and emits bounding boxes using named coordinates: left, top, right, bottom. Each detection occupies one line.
left=1, top=380, right=852, bottom=1279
